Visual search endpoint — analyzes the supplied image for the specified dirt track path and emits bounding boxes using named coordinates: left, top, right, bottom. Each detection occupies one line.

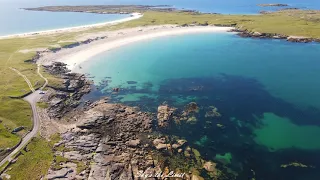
left=0, top=65, right=48, bottom=167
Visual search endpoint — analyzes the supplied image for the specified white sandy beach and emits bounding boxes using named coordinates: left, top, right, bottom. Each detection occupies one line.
left=38, top=25, right=233, bottom=70
left=0, top=13, right=143, bottom=40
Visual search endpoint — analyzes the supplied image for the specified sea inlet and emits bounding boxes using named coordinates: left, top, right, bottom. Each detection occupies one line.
left=75, top=32, right=320, bottom=180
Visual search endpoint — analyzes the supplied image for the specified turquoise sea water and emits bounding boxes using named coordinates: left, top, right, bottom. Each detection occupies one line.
left=1, top=0, right=320, bottom=35
left=0, top=4, right=129, bottom=36
left=77, top=33, right=320, bottom=179
left=78, top=33, right=320, bottom=110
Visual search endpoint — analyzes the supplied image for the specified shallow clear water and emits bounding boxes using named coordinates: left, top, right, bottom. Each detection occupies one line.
left=78, top=33, right=320, bottom=110
left=76, top=33, right=320, bottom=179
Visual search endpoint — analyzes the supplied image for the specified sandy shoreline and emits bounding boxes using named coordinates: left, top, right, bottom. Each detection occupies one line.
left=0, top=13, right=142, bottom=40
left=38, top=25, right=233, bottom=70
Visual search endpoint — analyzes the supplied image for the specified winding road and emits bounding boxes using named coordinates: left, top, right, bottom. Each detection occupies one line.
left=0, top=65, right=47, bottom=167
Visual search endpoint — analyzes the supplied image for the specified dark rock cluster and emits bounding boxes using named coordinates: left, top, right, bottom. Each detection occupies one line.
left=230, top=28, right=319, bottom=43
left=180, top=21, right=211, bottom=27
left=43, top=62, right=91, bottom=118
left=50, top=37, right=107, bottom=53
left=43, top=62, right=71, bottom=76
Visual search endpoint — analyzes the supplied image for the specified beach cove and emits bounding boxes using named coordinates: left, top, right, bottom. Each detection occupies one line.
left=35, top=24, right=320, bottom=179
left=1, top=3, right=320, bottom=179
left=38, top=25, right=232, bottom=69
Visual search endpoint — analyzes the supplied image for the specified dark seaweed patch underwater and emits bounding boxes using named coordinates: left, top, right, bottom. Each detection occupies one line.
left=81, top=73, right=320, bottom=180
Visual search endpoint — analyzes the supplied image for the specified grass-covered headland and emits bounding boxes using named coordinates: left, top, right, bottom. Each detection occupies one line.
left=1, top=6, right=320, bottom=178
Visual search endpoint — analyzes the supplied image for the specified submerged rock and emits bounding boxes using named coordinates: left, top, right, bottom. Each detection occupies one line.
left=186, top=116, right=198, bottom=124
left=205, top=106, right=221, bottom=118
left=184, top=102, right=199, bottom=114
left=203, top=161, right=217, bottom=172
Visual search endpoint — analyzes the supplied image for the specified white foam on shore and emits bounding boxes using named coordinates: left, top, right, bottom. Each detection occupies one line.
left=0, top=13, right=143, bottom=39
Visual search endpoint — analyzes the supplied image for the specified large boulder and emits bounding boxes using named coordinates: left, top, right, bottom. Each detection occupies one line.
left=157, top=105, right=176, bottom=127
left=153, top=138, right=166, bottom=146
left=156, top=143, right=170, bottom=150
left=47, top=168, right=74, bottom=180
left=126, top=139, right=141, bottom=147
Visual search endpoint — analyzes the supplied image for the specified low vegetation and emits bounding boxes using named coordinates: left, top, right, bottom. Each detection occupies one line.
left=4, top=135, right=60, bottom=180
left=108, top=10, right=320, bottom=38
left=0, top=124, right=20, bottom=150
left=0, top=35, right=76, bottom=152
left=36, top=101, right=49, bottom=109
left=0, top=98, right=32, bottom=150
left=51, top=155, right=68, bottom=170
left=74, top=160, right=86, bottom=174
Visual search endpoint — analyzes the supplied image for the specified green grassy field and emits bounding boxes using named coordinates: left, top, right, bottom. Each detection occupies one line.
left=36, top=102, right=49, bottom=109
left=0, top=35, right=76, bottom=152
left=3, top=135, right=59, bottom=180
left=107, top=10, right=320, bottom=38
left=0, top=9, right=320, bottom=163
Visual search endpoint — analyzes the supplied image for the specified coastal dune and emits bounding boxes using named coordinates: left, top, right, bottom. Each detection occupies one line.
left=39, top=25, right=233, bottom=70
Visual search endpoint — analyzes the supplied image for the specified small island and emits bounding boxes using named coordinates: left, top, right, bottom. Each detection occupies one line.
left=258, top=3, right=289, bottom=7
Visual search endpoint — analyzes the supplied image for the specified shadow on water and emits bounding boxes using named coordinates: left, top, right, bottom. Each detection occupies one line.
left=82, top=73, right=320, bottom=180
left=158, top=73, right=320, bottom=127
left=156, top=74, right=320, bottom=180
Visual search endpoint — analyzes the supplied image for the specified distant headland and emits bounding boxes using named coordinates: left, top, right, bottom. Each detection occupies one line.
left=258, top=3, right=289, bottom=7
left=22, top=5, right=196, bottom=14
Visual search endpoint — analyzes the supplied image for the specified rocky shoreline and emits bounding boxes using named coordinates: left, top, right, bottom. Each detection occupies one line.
left=33, top=55, right=227, bottom=179
left=21, top=35, right=222, bottom=179
left=42, top=62, right=91, bottom=118
left=170, top=23, right=320, bottom=43
left=46, top=100, right=152, bottom=179
left=229, top=28, right=320, bottom=43
left=43, top=97, right=226, bottom=179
